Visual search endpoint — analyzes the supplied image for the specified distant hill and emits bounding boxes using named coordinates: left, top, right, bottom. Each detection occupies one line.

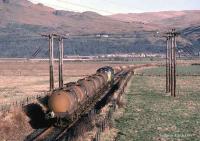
left=0, top=0, right=199, bottom=57
left=110, top=10, right=200, bottom=29
left=0, top=0, right=155, bottom=34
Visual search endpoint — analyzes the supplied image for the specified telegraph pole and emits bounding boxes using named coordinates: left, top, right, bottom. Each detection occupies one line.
left=172, top=29, right=178, bottom=97
left=169, top=33, right=172, bottom=93
left=49, top=34, right=54, bottom=92
left=42, top=34, right=67, bottom=91
left=164, top=29, right=179, bottom=97
left=165, top=36, right=170, bottom=93
left=58, top=37, right=64, bottom=88
left=164, top=34, right=172, bottom=93
left=42, top=34, right=55, bottom=92
left=171, top=32, right=174, bottom=96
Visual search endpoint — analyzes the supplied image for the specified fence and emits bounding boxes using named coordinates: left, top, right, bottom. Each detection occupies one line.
left=93, top=70, right=133, bottom=141
left=0, top=92, right=47, bottom=113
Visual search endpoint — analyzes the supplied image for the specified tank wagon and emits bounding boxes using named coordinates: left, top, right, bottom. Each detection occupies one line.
left=46, top=66, right=115, bottom=126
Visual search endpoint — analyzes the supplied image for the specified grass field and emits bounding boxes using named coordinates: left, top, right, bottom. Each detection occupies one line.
left=0, top=59, right=199, bottom=140
left=140, top=65, right=200, bottom=76
left=115, top=66, right=200, bottom=141
left=0, top=60, right=158, bottom=104
left=0, top=61, right=116, bottom=104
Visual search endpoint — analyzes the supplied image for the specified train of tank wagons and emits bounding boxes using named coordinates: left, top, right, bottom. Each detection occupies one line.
left=43, top=66, right=129, bottom=127
left=44, top=64, right=153, bottom=127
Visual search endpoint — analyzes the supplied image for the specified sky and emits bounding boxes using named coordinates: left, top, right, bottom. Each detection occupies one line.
left=28, top=0, right=200, bottom=15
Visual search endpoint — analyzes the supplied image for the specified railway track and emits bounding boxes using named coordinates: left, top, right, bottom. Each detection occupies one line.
left=25, top=126, right=70, bottom=141
left=25, top=127, right=54, bottom=141
left=25, top=69, right=132, bottom=141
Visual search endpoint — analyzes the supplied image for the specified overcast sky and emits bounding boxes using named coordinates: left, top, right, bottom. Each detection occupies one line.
left=28, top=0, right=200, bottom=15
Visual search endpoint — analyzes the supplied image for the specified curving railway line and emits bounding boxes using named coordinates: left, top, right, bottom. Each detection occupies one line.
left=25, top=64, right=156, bottom=141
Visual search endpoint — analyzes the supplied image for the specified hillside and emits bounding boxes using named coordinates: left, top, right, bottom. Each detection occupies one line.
left=0, top=0, right=199, bottom=57
left=0, top=0, right=155, bottom=34
left=110, top=10, right=200, bottom=29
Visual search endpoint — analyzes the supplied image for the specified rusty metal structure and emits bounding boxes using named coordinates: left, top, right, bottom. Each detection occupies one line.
left=44, top=64, right=156, bottom=127
left=47, top=66, right=116, bottom=126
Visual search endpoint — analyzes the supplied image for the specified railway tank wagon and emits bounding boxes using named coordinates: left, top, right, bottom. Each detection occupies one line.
left=97, top=66, right=114, bottom=84
left=46, top=66, right=115, bottom=126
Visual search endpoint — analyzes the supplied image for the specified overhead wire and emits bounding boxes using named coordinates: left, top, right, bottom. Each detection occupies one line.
left=102, top=0, right=143, bottom=13
left=53, top=0, right=148, bottom=24
left=176, top=46, right=195, bottom=57
left=54, top=0, right=115, bottom=15
left=32, top=46, right=42, bottom=58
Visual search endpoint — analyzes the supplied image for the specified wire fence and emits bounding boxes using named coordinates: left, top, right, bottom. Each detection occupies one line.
left=0, top=92, right=48, bottom=113
left=134, top=64, right=200, bottom=97
left=135, top=73, right=200, bottom=77
left=93, top=70, right=133, bottom=141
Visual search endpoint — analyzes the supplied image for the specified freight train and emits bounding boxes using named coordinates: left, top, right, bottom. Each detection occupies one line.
left=40, top=63, right=157, bottom=127
left=46, top=66, right=118, bottom=127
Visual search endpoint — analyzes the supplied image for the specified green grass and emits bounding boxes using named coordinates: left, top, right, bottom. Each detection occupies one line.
left=115, top=67, right=200, bottom=141
left=140, top=65, right=200, bottom=75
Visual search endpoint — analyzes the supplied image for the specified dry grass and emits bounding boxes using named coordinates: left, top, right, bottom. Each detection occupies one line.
left=0, top=60, right=127, bottom=104
left=0, top=60, right=136, bottom=141
left=0, top=108, right=33, bottom=140
left=100, top=128, right=119, bottom=141
left=100, top=79, right=132, bottom=141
